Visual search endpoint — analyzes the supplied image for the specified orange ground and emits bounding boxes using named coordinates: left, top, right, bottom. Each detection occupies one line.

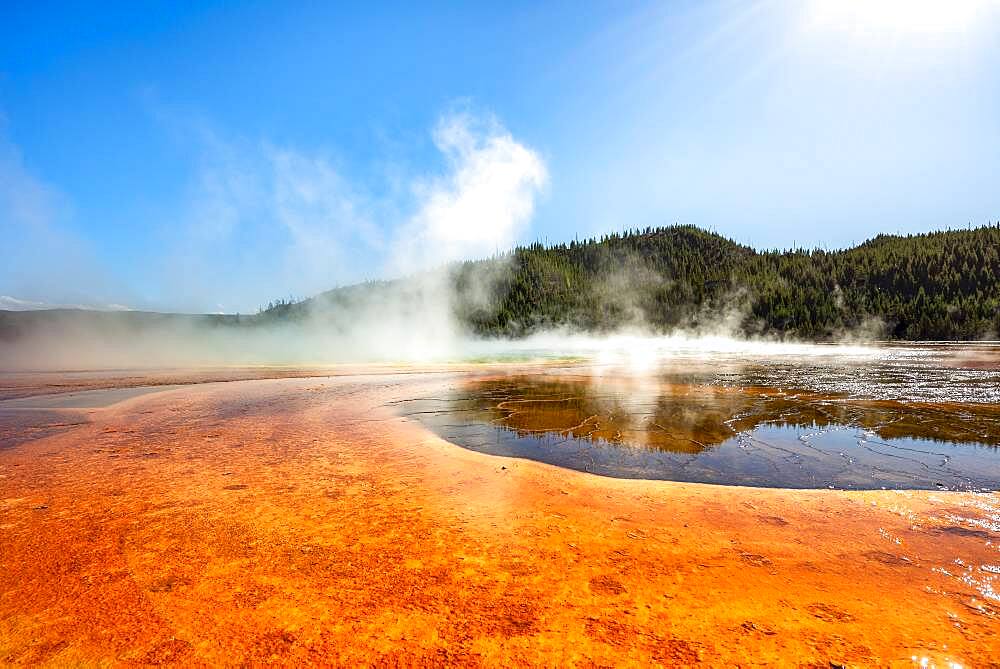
left=1, top=367, right=998, bottom=667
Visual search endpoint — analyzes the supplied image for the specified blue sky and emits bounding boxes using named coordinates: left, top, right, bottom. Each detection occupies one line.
left=2, top=0, right=999, bottom=313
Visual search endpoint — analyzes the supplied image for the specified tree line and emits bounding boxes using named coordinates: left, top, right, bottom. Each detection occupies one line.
left=449, top=224, right=1000, bottom=340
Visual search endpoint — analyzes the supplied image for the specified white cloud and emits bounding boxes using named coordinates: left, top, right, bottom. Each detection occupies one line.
left=3, top=106, right=547, bottom=314
left=168, top=109, right=546, bottom=312
left=0, top=295, right=131, bottom=311
left=0, top=295, right=53, bottom=310
left=392, top=112, right=548, bottom=273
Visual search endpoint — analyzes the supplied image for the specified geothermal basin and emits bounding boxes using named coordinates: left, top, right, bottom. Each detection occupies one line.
left=0, top=342, right=999, bottom=665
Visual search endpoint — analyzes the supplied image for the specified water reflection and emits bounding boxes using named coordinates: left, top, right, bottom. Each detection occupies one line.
left=399, top=373, right=1000, bottom=490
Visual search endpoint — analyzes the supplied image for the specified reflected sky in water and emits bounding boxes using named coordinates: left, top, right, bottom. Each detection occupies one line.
left=398, top=344, right=1000, bottom=490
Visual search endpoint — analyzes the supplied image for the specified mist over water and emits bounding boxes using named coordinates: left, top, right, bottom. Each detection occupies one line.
left=0, top=307, right=879, bottom=371
left=397, top=343, right=1000, bottom=490
left=3, top=304, right=998, bottom=406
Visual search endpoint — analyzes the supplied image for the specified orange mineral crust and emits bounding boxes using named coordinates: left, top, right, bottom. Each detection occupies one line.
left=1, top=368, right=998, bottom=667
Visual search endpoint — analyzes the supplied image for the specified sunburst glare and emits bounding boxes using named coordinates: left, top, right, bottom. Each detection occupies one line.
left=806, top=0, right=992, bottom=37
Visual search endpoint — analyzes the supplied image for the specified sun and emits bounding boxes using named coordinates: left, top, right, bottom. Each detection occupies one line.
left=806, top=0, right=991, bottom=37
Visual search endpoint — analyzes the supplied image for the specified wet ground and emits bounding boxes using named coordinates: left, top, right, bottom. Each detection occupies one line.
left=0, top=347, right=998, bottom=666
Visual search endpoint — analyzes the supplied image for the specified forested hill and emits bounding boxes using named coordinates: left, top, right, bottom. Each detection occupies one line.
left=3, top=225, right=998, bottom=343
left=442, top=224, right=1000, bottom=340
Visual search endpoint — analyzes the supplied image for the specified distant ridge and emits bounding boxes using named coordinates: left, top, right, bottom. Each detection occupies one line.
left=303, top=224, right=1000, bottom=340
left=4, top=224, right=999, bottom=342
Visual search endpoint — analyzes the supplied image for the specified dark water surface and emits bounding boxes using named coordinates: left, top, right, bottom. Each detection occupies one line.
left=398, top=343, right=1000, bottom=490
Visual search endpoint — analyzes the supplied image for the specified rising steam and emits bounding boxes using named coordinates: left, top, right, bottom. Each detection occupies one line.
left=0, top=108, right=883, bottom=373
left=0, top=109, right=553, bottom=369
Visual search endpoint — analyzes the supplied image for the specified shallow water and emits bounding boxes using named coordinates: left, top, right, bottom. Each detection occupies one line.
left=0, top=385, right=183, bottom=409
left=399, top=343, right=1000, bottom=490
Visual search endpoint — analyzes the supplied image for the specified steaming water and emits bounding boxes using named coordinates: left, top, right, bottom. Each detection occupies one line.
left=398, top=342, right=1000, bottom=490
